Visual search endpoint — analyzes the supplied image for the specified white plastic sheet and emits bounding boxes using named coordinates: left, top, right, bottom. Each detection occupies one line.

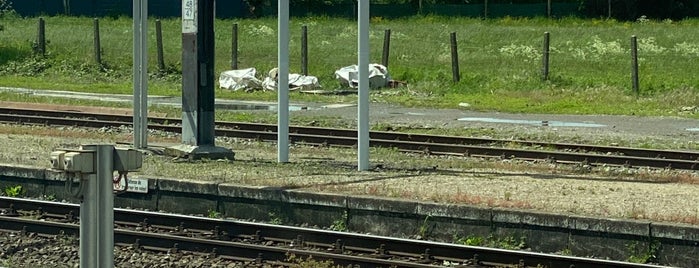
left=219, top=68, right=320, bottom=92
left=218, top=68, right=263, bottom=92
left=334, top=64, right=390, bottom=89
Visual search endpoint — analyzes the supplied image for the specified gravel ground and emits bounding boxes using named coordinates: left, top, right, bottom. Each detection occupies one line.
left=0, top=230, right=248, bottom=267
left=0, top=101, right=697, bottom=267
left=0, top=122, right=697, bottom=226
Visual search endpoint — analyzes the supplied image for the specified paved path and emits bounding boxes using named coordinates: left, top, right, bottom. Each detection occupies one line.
left=2, top=86, right=698, bottom=142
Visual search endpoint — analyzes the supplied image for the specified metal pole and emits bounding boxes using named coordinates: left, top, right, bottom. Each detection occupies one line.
left=133, top=0, right=148, bottom=149
left=381, top=29, right=391, bottom=68
left=156, top=19, right=165, bottom=72
left=278, top=0, right=290, bottom=163
left=450, top=32, right=460, bottom=83
left=93, top=18, right=101, bottom=65
left=542, top=32, right=550, bottom=81
left=358, top=0, right=370, bottom=171
left=608, top=0, right=612, bottom=19
left=94, top=145, right=115, bottom=268
left=547, top=0, right=551, bottom=18
left=80, top=173, right=98, bottom=268
left=631, top=35, right=639, bottom=96
left=301, top=25, right=308, bottom=76
left=232, top=23, right=238, bottom=69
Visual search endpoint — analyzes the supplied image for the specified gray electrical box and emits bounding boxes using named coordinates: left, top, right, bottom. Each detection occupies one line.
left=114, top=148, right=143, bottom=172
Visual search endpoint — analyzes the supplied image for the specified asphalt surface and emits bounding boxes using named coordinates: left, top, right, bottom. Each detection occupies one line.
left=2, top=86, right=698, bottom=143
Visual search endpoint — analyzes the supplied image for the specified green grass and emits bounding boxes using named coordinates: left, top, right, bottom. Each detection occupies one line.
left=0, top=15, right=698, bottom=117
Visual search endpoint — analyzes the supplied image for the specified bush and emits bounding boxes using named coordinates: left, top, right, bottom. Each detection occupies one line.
left=582, top=0, right=698, bottom=20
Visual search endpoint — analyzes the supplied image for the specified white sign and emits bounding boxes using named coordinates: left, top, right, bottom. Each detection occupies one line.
left=182, top=0, right=198, bottom=33
left=114, top=177, right=149, bottom=194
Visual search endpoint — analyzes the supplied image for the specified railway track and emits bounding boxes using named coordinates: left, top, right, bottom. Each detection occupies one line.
left=1, top=107, right=698, bottom=170
left=0, top=196, right=667, bottom=268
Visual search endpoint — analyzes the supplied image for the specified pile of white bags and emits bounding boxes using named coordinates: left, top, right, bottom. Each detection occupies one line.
left=219, top=68, right=320, bottom=92
left=333, top=64, right=390, bottom=89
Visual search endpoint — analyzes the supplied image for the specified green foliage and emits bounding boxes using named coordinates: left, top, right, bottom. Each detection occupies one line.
left=417, top=215, right=432, bottom=239
left=268, top=211, right=283, bottom=225
left=455, top=235, right=485, bottom=246
left=0, top=16, right=698, bottom=117
left=627, top=241, right=660, bottom=264
left=329, top=211, right=348, bottom=231
left=4, top=185, right=24, bottom=197
left=455, top=234, right=528, bottom=250
left=207, top=208, right=222, bottom=218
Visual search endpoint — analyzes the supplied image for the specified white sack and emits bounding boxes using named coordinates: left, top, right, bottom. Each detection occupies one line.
left=262, top=68, right=320, bottom=91
left=218, top=68, right=263, bottom=91
left=334, top=64, right=390, bottom=89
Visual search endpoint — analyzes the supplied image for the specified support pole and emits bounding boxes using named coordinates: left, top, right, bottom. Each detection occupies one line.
left=133, top=0, right=148, bottom=149
left=80, top=144, right=114, bottom=268
left=37, top=18, right=46, bottom=57
left=450, top=32, right=460, bottom=83
left=542, top=32, right=550, bottom=81
left=381, top=29, right=391, bottom=68
left=95, top=145, right=115, bottom=268
left=631, top=35, right=639, bottom=96
left=278, top=0, right=290, bottom=163
left=93, top=18, right=102, bottom=65
left=358, top=0, right=370, bottom=171
left=301, top=25, right=308, bottom=76
left=232, top=23, right=238, bottom=69
left=80, top=173, right=98, bottom=268
left=156, top=19, right=165, bottom=72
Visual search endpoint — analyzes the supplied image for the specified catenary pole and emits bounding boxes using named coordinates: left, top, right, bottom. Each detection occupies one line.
left=358, top=0, right=370, bottom=171
left=133, top=0, right=148, bottom=149
left=278, top=0, right=290, bottom=163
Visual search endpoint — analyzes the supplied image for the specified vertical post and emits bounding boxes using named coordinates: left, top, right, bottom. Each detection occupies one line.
left=93, top=18, right=102, bottom=66
left=301, top=25, right=308, bottom=76
left=542, top=32, right=550, bottom=81
left=133, top=0, right=148, bottom=149
left=232, top=23, right=238, bottom=69
left=450, top=32, right=460, bottom=83
left=607, top=0, right=612, bottom=19
left=95, top=145, right=114, bottom=268
left=381, top=29, right=391, bottom=68
left=80, top=173, right=98, bottom=268
left=631, top=35, right=639, bottom=96
left=358, top=0, right=370, bottom=171
left=156, top=19, right=165, bottom=72
left=484, top=0, right=488, bottom=19
left=547, top=0, right=552, bottom=17
left=37, top=18, right=46, bottom=57
left=278, top=0, right=290, bottom=163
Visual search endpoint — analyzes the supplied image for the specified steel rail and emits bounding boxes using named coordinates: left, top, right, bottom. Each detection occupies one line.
left=2, top=107, right=698, bottom=161
left=1, top=112, right=697, bottom=170
left=0, top=197, right=669, bottom=268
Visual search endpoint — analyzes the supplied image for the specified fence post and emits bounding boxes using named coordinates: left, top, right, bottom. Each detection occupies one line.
left=547, top=0, right=552, bottom=17
left=93, top=18, right=102, bottom=65
left=155, top=19, right=165, bottom=72
left=450, top=32, right=460, bottom=83
left=382, top=29, right=391, bottom=68
left=484, top=0, right=488, bottom=19
left=607, top=0, right=612, bottom=19
left=301, top=25, right=308, bottom=76
left=36, top=18, right=46, bottom=57
left=630, top=35, right=639, bottom=95
left=232, top=23, right=238, bottom=69
left=542, top=32, right=550, bottom=81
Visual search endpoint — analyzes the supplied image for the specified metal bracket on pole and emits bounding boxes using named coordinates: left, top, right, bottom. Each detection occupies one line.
left=50, top=145, right=143, bottom=268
